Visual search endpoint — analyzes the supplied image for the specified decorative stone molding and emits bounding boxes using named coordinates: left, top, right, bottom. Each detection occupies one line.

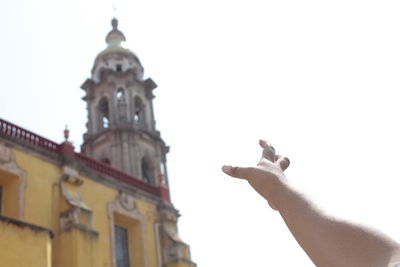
left=108, top=190, right=149, bottom=267
left=161, top=228, right=195, bottom=266
left=118, top=190, right=138, bottom=212
left=60, top=173, right=90, bottom=211
left=158, top=203, right=196, bottom=266
left=158, top=203, right=180, bottom=223
left=59, top=206, right=97, bottom=236
left=0, top=142, right=27, bottom=220
left=165, top=242, right=181, bottom=262
left=59, top=168, right=94, bottom=233
left=0, top=143, right=13, bottom=165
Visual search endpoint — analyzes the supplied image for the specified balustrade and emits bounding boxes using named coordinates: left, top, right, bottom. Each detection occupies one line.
left=0, top=118, right=165, bottom=199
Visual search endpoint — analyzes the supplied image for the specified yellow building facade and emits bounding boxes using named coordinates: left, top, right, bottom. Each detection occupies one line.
left=0, top=18, right=195, bottom=267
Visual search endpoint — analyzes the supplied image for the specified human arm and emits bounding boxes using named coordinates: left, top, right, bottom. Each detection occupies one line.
left=222, top=140, right=400, bottom=267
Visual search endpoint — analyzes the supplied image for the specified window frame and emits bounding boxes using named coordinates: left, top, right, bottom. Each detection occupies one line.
left=114, top=225, right=131, bottom=267
left=0, top=147, right=27, bottom=220
left=108, top=194, right=149, bottom=267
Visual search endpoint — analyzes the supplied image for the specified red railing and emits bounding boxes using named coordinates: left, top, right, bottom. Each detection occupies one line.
left=0, top=118, right=60, bottom=153
left=75, top=152, right=162, bottom=197
left=0, top=118, right=169, bottom=201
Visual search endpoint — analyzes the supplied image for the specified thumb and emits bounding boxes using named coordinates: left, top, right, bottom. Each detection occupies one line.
left=222, top=165, right=254, bottom=179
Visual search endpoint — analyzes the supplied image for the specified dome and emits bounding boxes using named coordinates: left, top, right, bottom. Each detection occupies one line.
left=95, top=18, right=136, bottom=61
left=91, top=18, right=144, bottom=82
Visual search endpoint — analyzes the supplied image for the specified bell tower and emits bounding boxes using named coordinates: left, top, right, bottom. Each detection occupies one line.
left=81, top=18, right=169, bottom=186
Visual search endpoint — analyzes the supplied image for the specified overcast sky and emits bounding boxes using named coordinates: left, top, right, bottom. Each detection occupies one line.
left=1, top=0, right=400, bottom=266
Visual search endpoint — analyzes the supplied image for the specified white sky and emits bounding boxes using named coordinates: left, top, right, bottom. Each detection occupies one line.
left=1, top=0, right=400, bottom=266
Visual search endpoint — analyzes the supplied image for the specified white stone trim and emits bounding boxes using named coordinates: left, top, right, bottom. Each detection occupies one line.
left=0, top=143, right=27, bottom=220
left=108, top=191, right=149, bottom=267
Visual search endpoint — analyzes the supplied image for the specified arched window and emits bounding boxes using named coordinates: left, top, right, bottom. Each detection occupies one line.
left=159, top=162, right=165, bottom=176
left=141, top=157, right=155, bottom=184
left=98, top=97, right=110, bottom=129
left=133, top=97, right=145, bottom=126
left=159, top=162, right=168, bottom=186
left=116, top=88, right=125, bottom=101
left=116, top=88, right=128, bottom=122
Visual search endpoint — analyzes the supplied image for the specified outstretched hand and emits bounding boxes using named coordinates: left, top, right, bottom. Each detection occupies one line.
left=222, top=140, right=290, bottom=210
left=223, top=140, right=400, bottom=266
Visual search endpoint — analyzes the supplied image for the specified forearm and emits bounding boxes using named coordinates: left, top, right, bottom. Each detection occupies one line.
left=268, top=181, right=400, bottom=267
left=223, top=140, right=400, bottom=266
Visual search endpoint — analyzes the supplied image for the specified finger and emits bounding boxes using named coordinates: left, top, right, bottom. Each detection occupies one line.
left=222, top=165, right=254, bottom=180
left=260, top=140, right=275, bottom=162
left=259, top=139, right=268, bottom=148
left=259, top=139, right=275, bottom=151
left=276, top=156, right=290, bottom=171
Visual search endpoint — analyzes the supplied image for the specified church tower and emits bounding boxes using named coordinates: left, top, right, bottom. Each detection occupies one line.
left=81, top=18, right=169, bottom=187
left=0, top=17, right=195, bottom=267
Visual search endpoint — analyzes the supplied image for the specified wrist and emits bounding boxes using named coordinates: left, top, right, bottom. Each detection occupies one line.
left=267, top=177, right=290, bottom=211
left=249, top=171, right=289, bottom=209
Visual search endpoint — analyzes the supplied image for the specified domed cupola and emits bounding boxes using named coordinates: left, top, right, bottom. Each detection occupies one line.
left=92, top=18, right=144, bottom=83
left=106, top=18, right=126, bottom=45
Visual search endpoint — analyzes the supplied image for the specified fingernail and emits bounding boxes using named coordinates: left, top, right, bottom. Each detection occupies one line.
left=222, top=165, right=232, bottom=173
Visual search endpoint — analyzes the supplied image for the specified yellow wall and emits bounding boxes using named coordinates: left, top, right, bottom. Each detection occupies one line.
left=58, top=228, right=99, bottom=267
left=0, top=218, right=52, bottom=267
left=0, top=169, right=20, bottom=219
left=5, top=146, right=166, bottom=267
left=13, top=149, right=61, bottom=228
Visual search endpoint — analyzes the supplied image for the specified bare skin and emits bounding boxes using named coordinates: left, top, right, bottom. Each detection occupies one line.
left=222, top=140, right=400, bottom=267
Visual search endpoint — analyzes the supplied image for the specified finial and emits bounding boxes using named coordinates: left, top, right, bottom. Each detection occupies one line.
left=64, top=125, right=70, bottom=141
left=105, top=17, right=126, bottom=45
left=111, top=18, right=118, bottom=30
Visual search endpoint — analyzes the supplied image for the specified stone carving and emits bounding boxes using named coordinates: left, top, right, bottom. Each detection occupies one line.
left=60, top=206, right=95, bottom=234
left=158, top=204, right=195, bottom=265
left=165, top=243, right=180, bottom=262
left=162, top=225, right=191, bottom=264
left=118, top=191, right=137, bottom=212
left=159, top=205, right=179, bottom=223
left=60, top=172, right=94, bottom=233
left=0, top=144, right=12, bottom=164
left=60, top=174, right=90, bottom=211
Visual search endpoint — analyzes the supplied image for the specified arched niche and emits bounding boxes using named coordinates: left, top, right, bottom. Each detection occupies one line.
left=133, top=96, right=146, bottom=127
left=116, top=88, right=125, bottom=102
left=141, top=156, right=155, bottom=184
left=98, top=97, right=110, bottom=129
